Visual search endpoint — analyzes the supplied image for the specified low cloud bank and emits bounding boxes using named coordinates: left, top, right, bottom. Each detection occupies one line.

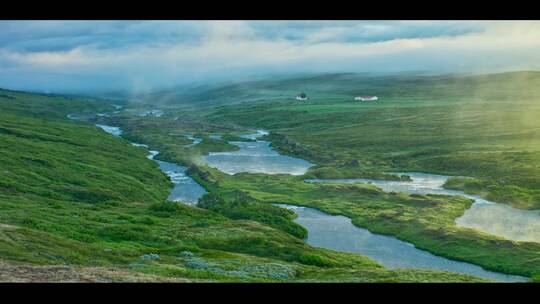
left=0, top=21, right=539, bottom=94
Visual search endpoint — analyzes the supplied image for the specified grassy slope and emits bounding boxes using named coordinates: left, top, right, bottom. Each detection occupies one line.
left=0, top=88, right=482, bottom=282
left=124, top=71, right=540, bottom=278
left=201, top=71, right=540, bottom=210
left=98, top=115, right=535, bottom=279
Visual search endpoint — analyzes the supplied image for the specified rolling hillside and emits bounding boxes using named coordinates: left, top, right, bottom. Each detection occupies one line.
left=0, top=88, right=485, bottom=282
left=189, top=71, right=540, bottom=210
left=90, top=71, right=540, bottom=279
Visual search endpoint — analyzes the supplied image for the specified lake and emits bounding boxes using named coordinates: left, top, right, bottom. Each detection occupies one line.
left=203, top=130, right=314, bottom=175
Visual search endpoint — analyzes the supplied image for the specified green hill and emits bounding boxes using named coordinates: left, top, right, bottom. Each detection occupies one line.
left=82, top=71, right=540, bottom=280
left=133, top=71, right=540, bottom=108
left=193, top=71, right=540, bottom=210
left=0, top=88, right=486, bottom=282
left=101, top=71, right=540, bottom=279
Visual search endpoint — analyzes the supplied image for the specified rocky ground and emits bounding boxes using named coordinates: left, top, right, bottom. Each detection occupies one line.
left=0, top=260, right=193, bottom=283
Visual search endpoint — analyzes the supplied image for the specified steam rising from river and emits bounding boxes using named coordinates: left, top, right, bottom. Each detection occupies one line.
left=456, top=203, right=540, bottom=243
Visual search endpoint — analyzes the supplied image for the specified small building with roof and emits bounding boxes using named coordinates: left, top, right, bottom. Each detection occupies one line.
left=354, top=96, right=378, bottom=101
left=296, top=92, right=308, bottom=100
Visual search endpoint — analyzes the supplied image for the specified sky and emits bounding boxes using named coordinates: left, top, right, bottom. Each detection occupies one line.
left=1, top=20, right=539, bottom=95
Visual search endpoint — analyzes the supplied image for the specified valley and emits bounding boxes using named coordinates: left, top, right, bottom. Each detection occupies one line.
left=2, top=71, right=540, bottom=282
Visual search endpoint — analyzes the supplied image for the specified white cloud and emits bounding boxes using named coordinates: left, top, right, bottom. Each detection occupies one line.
left=0, top=20, right=539, bottom=93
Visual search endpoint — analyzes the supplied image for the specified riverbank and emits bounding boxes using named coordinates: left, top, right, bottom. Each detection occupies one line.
left=190, top=165, right=540, bottom=279
left=95, top=106, right=539, bottom=280
left=198, top=73, right=540, bottom=211
left=93, top=117, right=493, bottom=278
left=49, top=105, right=490, bottom=281
left=278, top=204, right=526, bottom=282
left=306, top=173, right=540, bottom=244
left=113, top=120, right=526, bottom=281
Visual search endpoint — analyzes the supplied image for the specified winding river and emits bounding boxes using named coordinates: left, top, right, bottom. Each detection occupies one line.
left=96, top=125, right=207, bottom=205
left=277, top=204, right=526, bottom=282
left=306, top=173, right=540, bottom=244
left=92, top=122, right=528, bottom=282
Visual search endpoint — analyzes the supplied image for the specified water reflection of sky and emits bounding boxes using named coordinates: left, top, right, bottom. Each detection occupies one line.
left=204, top=130, right=313, bottom=175
left=306, top=172, right=540, bottom=244
left=277, top=204, right=527, bottom=282
left=156, top=160, right=207, bottom=205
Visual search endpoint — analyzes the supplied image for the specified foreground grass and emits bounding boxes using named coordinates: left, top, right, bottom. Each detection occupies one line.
left=0, top=259, right=195, bottom=283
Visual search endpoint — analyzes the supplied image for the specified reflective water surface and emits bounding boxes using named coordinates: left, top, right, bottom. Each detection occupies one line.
left=94, top=123, right=530, bottom=281
left=94, top=123, right=207, bottom=205
left=95, top=124, right=122, bottom=136
left=155, top=159, right=207, bottom=205
left=203, top=130, right=314, bottom=175
left=132, top=146, right=207, bottom=205
left=277, top=204, right=528, bottom=282
left=306, top=172, right=540, bottom=244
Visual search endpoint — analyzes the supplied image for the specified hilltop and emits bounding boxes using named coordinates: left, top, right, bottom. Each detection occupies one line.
left=129, top=71, right=540, bottom=108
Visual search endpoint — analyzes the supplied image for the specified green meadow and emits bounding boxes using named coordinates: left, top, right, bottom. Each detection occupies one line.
left=198, top=72, right=540, bottom=210
left=0, top=88, right=488, bottom=282
left=2, top=71, right=540, bottom=282
left=120, top=71, right=540, bottom=279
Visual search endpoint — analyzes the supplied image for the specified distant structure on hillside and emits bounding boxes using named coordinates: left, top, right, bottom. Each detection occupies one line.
left=354, top=96, right=378, bottom=101
left=296, top=92, right=309, bottom=100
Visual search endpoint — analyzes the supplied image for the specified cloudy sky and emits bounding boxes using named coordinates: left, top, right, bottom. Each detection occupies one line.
left=1, top=20, right=539, bottom=94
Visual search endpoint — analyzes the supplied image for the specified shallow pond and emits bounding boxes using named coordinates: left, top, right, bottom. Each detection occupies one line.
left=456, top=201, right=540, bottom=243
left=203, top=130, right=314, bottom=175
left=277, top=204, right=527, bottom=282
left=306, top=172, right=540, bottom=244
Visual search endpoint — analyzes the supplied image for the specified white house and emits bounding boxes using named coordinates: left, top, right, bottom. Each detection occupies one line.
left=296, top=92, right=308, bottom=100
left=354, top=96, right=378, bottom=101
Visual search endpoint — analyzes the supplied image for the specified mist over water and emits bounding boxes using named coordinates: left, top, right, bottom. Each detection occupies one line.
left=456, top=203, right=540, bottom=243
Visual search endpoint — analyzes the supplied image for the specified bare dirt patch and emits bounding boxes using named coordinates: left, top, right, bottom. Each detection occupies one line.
left=0, top=260, right=193, bottom=283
